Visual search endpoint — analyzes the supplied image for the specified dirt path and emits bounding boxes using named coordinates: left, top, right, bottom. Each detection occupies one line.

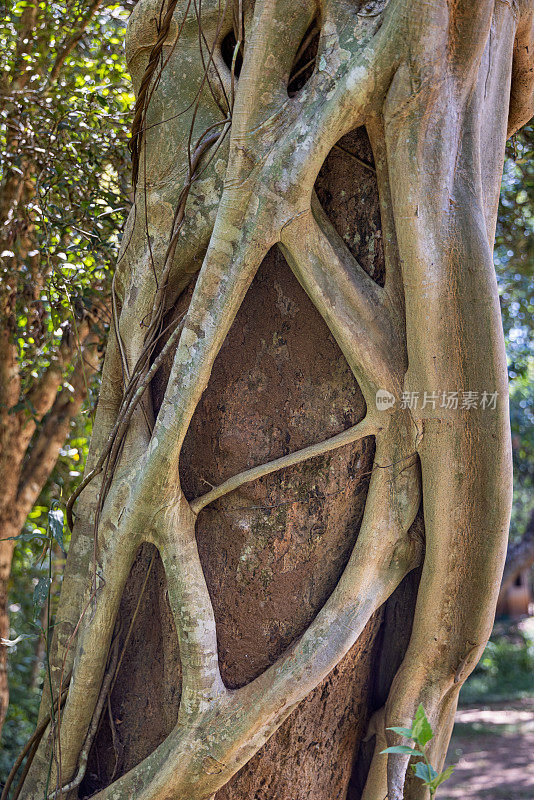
left=441, top=699, right=534, bottom=799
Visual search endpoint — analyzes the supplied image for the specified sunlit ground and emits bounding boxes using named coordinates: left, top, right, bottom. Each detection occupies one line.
left=442, top=618, right=534, bottom=800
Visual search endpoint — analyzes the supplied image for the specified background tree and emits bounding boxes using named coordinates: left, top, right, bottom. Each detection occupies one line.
left=1, top=8, right=534, bottom=796
left=0, top=0, right=133, bottom=732
left=497, top=125, right=534, bottom=597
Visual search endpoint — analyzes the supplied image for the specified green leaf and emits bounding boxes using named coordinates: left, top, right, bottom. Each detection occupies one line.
left=411, top=704, right=434, bottom=747
left=48, top=507, right=66, bottom=554
left=380, top=746, right=422, bottom=756
left=0, top=531, right=44, bottom=542
left=387, top=726, right=414, bottom=738
left=33, top=577, right=51, bottom=612
left=428, top=765, right=455, bottom=791
left=411, top=761, right=438, bottom=784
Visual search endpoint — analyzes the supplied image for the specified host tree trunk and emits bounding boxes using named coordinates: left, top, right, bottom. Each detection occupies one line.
left=15, top=1, right=534, bottom=800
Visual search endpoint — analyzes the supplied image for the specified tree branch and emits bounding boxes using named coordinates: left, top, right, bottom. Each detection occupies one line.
left=280, top=197, right=405, bottom=403
left=15, top=320, right=91, bottom=460
left=0, top=328, right=20, bottom=414
left=16, top=335, right=99, bottom=523
left=48, top=1, right=104, bottom=84
left=361, top=15, right=515, bottom=795
left=24, top=319, right=90, bottom=417
left=7, top=1, right=39, bottom=95
left=508, top=3, right=534, bottom=137
left=157, top=501, right=228, bottom=714
left=191, top=414, right=378, bottom=514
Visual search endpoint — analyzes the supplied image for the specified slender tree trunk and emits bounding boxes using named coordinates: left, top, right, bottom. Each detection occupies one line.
left=0, top=338, right=99, bottom=734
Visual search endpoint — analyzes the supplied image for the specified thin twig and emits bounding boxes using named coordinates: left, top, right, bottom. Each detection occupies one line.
left=333, top=143, right=376, bottom=174
left=109, top=550, right=156, bottom=696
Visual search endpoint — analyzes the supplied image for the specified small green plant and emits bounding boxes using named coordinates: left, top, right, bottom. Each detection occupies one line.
left=381, top=704, right=454, bottom=797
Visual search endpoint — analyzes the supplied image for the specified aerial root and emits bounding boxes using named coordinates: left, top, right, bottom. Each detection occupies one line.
left=44, top=631, right=121, bottom=799
left=190, top=414, right=377, bottom=513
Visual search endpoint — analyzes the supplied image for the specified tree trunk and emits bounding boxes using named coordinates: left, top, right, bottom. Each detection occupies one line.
left=77, top=129, right=421, bottom=800
left=0, top=337, right=99, bottom=734
left=18, top=2, right=534, bottom=800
